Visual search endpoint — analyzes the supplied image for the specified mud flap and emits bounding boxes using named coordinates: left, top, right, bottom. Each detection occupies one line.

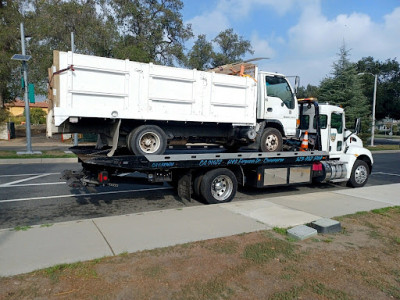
left=107, top=119, right=122, bottom=157
left=177, top=172, right=192, bottom=202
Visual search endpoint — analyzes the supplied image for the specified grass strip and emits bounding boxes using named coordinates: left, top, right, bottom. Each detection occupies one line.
left=0, top=150, right=76, bottom=159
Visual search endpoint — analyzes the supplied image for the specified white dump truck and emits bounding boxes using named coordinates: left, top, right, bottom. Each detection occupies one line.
left=47, top=51, right=299, bottom=155
left=65, top=99, right=373, bottom=204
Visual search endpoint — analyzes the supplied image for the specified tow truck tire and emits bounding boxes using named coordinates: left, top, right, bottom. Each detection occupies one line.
left=193, top=174, right=204, bottom=199
left=260, top=128, right=283, bottom=152
left=128, top=125, right=167, bottom=155
left=200, top=168, right=237, bottom=204
left=348, top=160, right=369, bottom=188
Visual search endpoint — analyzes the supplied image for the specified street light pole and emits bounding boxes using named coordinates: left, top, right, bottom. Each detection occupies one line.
left=357, top=72, right=378, bottom=147
left=20, top=23, right=33, bottom=154
left=370, top=74, right=377, bottom=147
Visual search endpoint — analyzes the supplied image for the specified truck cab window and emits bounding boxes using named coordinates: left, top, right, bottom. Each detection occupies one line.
left=265, top=76, right=295, bottom=109
left=331, top=113, right=343, bottom=133
left=299, top=115, right=309, bottom=130
left=313, top=115, right=327, bottom=129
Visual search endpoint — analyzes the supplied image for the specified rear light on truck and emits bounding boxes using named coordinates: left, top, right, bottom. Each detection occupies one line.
left=98, top=171, right=109, bottom=184
left=312, top=162, right=323, bottom=172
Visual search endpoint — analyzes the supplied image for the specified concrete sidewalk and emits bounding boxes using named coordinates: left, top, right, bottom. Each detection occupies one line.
left=1, top=183, right=399, bottom=277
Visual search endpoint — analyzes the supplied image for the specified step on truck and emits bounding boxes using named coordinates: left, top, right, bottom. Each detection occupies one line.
left=47, top=51, right=299, bottom=155
left=65, top=99, right=373, bottom=204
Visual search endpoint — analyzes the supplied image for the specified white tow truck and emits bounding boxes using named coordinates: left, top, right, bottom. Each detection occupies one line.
left=47, top=51, right=299, bottom=155
left=65, top=99, right=373, bottom=204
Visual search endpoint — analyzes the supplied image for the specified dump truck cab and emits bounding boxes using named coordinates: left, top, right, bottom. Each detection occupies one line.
left=257, top=71, right=298, bottom=139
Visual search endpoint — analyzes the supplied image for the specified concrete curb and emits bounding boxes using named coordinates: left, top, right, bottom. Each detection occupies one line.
left=0, top=157, right=78, bottom=164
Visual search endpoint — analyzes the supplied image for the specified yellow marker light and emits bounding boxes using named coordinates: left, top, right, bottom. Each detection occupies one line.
left=257, top=173, right=262, bottom=181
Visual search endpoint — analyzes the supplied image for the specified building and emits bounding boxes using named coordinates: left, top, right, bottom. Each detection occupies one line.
left=5, top=100, right=49, bottom=117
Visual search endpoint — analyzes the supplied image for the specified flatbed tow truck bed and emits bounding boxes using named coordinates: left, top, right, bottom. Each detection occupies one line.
left=67, top=146, right=328, bottom=204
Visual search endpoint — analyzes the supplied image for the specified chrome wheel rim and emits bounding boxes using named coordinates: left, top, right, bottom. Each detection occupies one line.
left=211, top=175, right=233, bottom=201
left=138, top=131, right=161, bottom=153
left=355, top=165, right=368, bottom=184
left=264, top=134, right=279, bottom=151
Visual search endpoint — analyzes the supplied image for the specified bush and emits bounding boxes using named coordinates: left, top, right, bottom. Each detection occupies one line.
left=26, top=108, right=46, bottom=125
left=0, top=108, right=10, bottom=123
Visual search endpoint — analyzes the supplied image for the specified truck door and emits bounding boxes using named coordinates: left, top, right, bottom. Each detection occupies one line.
left=328, top=112, right=344, bottom=158
left=263, top=75, right=298, bottom=137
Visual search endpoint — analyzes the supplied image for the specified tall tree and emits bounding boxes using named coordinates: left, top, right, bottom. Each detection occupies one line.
left=185, top=29, right=254, bottom=70
left=107, top=0, right=192, bottom=65
left=24, top=0, right=117, bottom=94
left=212, top=28, right=253, bottom=67
left=356, top=56, right=400, bottom=120
left=0, top=0, right=23, bottom=107
left=185, top=34, right=213, bottom=70
left=296, top=84, right=319, bottom=99
left=319, top=45, right=369, bottom=126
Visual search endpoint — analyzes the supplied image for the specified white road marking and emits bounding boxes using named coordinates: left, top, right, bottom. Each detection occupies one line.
left=0, top=182, right=66, bottom=188
left=0, top=173, right=54, bottom=187
left=372, top=172, right=400, bottom=177
left=0, top=187, right=173, bottom=203
left=0, top=172, right=60, bottom=178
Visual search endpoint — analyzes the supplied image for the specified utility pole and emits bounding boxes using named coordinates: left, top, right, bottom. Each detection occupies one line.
left=11, top=23, right=41, bottom=155
left=72, top=32, right=79, bottom=147
left=20, top=23, right=33, bottom=153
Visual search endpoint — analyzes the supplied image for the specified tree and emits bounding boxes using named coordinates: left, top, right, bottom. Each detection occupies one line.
left=212, top=28, right=253, bottom=67
left=296, top=84, right=319, bottom=99
left=185, top=29, right=254, bottom=70
left=356, top=56, right=400, bottom=120
left=29, top=107, right=46, bottom=124
left=107, top=0, right=192, bottom=65
left=24, top=0, right=117, bottom=95
left=185, top=34, right=213, bottom=70
left=0, top=0, right=23, bottom=107
left=319, top=45, right=369, bottom=127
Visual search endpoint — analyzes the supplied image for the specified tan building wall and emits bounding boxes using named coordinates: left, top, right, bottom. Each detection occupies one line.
left=5, top=100, right=49, bottom=117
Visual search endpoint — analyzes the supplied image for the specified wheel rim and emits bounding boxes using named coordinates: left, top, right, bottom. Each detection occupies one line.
left=264, top=134, right=279, bottom=151
left=211, top=175, right=233, bottom=201
left=354, top=165, right=368, bottom=184
left=138, top=131, right=161, bottom=153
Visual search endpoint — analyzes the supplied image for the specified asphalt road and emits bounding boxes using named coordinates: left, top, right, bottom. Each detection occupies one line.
left=0, top=152, right=399, bottom=230
left=373, top=137, right=400, bottom=145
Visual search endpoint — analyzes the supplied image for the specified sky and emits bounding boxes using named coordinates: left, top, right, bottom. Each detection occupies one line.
left=181, top=0, right=400, bottom=86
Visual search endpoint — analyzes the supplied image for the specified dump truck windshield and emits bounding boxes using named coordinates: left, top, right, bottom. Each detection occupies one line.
left=265, top=76, right=295, bottom=109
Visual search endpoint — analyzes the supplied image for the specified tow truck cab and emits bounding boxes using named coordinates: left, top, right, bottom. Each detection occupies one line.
left=298, top=98, right=373, bottom=184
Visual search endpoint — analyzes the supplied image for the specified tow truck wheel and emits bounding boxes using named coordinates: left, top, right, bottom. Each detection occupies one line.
left=193, top=174, right=204, bottom=199
left=260, top=128, right=283, bottom=152
left=200, top=168, right=237, bottom=204
left=128, top=125, right=167, bottom=155
left=348, top=160, right=369, bottom=188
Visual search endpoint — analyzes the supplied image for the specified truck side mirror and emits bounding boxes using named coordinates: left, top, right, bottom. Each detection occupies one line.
left=354, top=118, right=361, bottom=134
left=294, top=76, right=300, bottom=94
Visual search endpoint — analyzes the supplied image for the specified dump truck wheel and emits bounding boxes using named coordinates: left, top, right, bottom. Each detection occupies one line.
left=348, top=160, right=369, bottom=188
left=200, top=168, right=237, bottom=204
left=260, top=128, right=283, bottom=152
left=129, top=125, right=167, bottom=155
